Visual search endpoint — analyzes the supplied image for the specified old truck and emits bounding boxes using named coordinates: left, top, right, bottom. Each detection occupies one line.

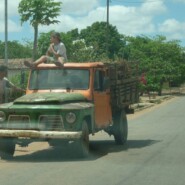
left=0, top=61, right=139, bottom=159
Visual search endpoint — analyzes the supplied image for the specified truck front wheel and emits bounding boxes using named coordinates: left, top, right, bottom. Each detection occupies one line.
left=113, top=110, right=128, bottom=145
left=75, top=120, right=89, bottom=157
left=0, top=138, right=16, bottom=159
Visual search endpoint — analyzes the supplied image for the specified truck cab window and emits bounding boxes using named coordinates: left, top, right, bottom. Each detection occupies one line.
left=29, top=69, right=89, bottom=90
left=94, top=70, right=104, bottom=91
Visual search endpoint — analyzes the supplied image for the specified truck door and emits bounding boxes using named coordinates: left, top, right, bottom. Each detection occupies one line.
left=93, top=69, right=112, bottom=128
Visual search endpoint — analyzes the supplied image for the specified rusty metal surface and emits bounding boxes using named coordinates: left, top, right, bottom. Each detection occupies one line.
left=14, top=92, right=86, bottom=104
left=36, top=62, right=104, bottom=69
left=0, top=130, right=82, bottom=139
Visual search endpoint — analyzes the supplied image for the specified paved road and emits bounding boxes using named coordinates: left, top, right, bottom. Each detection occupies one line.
left=0, top=96, right=185, bottom=185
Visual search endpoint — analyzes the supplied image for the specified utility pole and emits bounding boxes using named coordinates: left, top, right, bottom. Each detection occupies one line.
left=4, top=0, right=8, bottom=103
left=107, top=0, right=109, bottom=27
left=106, top=0, right=110, bottom=57
left=5, top=0, right=8, bottom=64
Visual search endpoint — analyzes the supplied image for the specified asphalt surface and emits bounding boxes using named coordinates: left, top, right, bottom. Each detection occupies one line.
left=0, top=95, right=185, bottom=185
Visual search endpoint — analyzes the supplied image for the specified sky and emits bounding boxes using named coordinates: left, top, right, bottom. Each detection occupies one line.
left=0, top=0, right=185, bottom=46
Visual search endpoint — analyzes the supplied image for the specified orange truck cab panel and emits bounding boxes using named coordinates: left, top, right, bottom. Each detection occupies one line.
left=26, top=62, right=113, bottom=128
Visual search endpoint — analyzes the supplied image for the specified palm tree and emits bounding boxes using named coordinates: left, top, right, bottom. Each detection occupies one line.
left=18, top=0, right=62, bottom=60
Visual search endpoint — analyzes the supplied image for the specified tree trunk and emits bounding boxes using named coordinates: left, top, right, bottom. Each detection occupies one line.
left=32, top=25, right=38, bottom=61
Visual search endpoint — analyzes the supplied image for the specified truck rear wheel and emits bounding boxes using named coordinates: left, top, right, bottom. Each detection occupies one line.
left=113, top=110, right=128, bottom=145
left=0, top=138, right=15, bottom=159
left=75, top=120, right=89, bottom=158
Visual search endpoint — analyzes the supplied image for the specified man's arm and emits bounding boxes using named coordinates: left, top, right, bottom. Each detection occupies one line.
left=4, top=77, right=15, bottom=88
left=49, top=44, right=61, bottom=59
left=4, top=78, right=25, bottom=92
left=46, top=46, right=52, bottom=56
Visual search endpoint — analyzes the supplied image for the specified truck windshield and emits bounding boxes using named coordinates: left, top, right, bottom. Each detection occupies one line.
left=29, top=69, right=90, bottom=90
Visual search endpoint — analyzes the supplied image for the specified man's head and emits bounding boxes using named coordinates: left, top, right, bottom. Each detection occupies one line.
left=0, top=65, right=7, bottom=80
left=50, top=32, right=61, bottom=43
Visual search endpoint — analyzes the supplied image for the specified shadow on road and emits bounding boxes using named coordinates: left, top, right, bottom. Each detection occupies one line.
left=126, top=139, right=160, bottom=149
left=90, top=139, right=160, bottom=156
left=5, top=139, right=160, bottom=163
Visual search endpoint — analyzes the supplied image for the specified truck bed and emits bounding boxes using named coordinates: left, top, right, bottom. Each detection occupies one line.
left=107, top=61, right=139, bottom=111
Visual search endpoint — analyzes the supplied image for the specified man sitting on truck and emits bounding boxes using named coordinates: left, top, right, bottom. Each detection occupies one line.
left=24, top=32, right=67, bottom=68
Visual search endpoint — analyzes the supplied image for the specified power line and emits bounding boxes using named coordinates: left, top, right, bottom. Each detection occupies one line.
left=112, top=0, right=164, bottom=4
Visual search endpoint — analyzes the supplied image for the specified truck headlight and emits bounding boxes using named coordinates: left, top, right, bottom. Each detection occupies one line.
left=65, top=112, right=76, bottom=124
left=0, top=111, right=6, bottom=122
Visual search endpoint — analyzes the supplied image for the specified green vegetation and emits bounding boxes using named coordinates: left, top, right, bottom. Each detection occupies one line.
left=0, top=40, right=32, bottom=58
left=10, top=70, right=29, bottom=90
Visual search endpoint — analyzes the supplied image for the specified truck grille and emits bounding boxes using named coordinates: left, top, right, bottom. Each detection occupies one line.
left=39, top=115, right=64, bottom=131
left=8, top=115, right=30, bottom=129
left=7, top=115, right=64, bottom=131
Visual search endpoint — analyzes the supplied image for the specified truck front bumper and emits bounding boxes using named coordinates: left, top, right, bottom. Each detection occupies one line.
left=0, top=130, right=82, bottom=139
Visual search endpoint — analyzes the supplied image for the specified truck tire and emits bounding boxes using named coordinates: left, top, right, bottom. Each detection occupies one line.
left=0, top=138, right=15, bottom=159
left=75, top=120, right=89, bottom=158
left=113, top=110, right=128, bottom=145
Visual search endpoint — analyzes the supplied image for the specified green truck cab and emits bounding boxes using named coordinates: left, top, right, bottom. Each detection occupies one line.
left=0, top=62, right=139, bottom=159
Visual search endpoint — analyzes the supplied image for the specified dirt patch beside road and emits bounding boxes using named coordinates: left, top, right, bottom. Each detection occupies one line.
left=131, top=84, right=185, bottom=115
left=128, top=94, right=177, bottom=120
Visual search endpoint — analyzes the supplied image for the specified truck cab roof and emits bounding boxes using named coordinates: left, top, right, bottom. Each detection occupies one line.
left=35, top=62, right=105, bottom=69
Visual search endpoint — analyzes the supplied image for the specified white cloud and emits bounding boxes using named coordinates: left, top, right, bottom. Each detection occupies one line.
left=58, top=0, right=99, bottom=15
left=140, top=0, right=167, bottom=15
left=109, top=5, right=156, bottom=35
left=0, top=0, right=20, bottom=16
left=40, top=4, right=157, bottom=36
left=40, top=6, right=107, bottom=33
left=158, top=19, right=185, bottom=40
left=0, top=19, right=22, bottom=33
left=0, top=0, right=21, bottom=33
left=0, top=0, right=167, bottom=36
left=159, top=19, right=182, bottom=32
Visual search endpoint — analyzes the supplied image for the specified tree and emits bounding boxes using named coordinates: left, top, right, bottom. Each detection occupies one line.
left=124, top=35, right=185, bottom=94
left=80, top=22, right=123, bottom=60
left=0, top=41, right=32, bottom=59
left=37, top=31, right=52, bottom=56
left=18, top=0, right=62, bottom=60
